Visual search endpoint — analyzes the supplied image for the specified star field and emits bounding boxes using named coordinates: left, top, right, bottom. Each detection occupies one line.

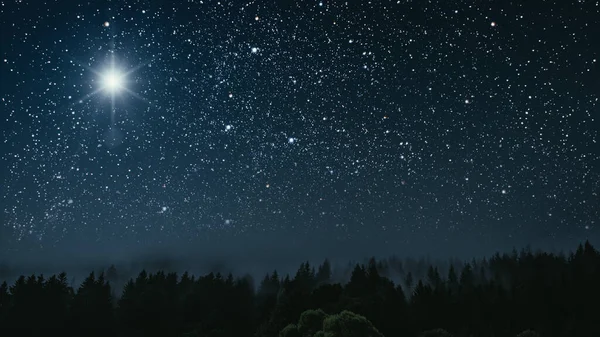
left=1, top=1, right=599, bottom=253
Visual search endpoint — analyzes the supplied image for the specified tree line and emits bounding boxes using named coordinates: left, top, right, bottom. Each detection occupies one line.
left=0, top=241, right=598, bottom=337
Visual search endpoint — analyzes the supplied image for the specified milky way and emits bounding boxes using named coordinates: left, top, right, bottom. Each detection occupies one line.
left=1, top=1, right=598, bottom=255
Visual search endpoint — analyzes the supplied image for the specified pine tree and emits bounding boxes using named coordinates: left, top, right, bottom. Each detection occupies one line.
left=316, top=259, right=332, bottom=285
left=72, top=272, right=114, bottom=337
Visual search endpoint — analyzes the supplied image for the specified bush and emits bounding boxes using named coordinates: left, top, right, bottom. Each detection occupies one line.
left=516, top=330, right=541, bottom=337
left=420, top=328, right=453, bottom=337
left=298, top=309, right=328, bottom=337
left=321, top=310, right=384, bottom=337
left=280, top=324, right=301, bottom=337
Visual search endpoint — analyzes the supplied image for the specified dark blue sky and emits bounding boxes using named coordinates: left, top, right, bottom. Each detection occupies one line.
left=1, top=0, right=598, bottom=265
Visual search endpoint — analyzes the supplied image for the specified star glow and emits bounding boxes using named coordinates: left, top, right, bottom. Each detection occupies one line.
left=102, top=70, right=124, bottom=93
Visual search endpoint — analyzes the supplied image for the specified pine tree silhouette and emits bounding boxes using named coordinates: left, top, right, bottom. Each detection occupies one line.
left=0, top=241, right=598, bottom=337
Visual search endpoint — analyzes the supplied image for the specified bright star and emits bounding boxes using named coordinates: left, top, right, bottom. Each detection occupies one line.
left=73, top=53, right=150, bottom=104
left=102, top=70, right=124, bottom=93
left=72, top=54, right=150, bottom=130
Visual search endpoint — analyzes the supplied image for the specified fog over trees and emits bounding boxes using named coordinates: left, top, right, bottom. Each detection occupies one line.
left=1, top=241, right=599, bottom=337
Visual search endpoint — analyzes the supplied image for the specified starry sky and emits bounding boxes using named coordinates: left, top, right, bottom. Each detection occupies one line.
left=1, top=0, right=599, bottom=263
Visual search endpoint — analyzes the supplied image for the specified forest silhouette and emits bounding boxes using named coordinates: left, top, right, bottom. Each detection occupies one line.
left=0, top=241, right=598, bottom=337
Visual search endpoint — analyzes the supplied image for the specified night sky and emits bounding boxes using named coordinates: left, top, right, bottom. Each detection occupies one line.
left=1, top=1, right=599, bottom=265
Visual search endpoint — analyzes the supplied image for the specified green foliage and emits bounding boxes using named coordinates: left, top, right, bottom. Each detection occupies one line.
left=280, top=323, right=301, bottom=337
left=206, top=328, right=228, bottom=337
left=313, top=331, right=334, bottom=337
left=321, top=310, right=384, bottom=337
left=297, top=309, right=328, bottom=336
left=516, top=330, right=541, bottom=337
left=420, top=328, right=453, bottom=337
left=282, top=309, right=383, bottom=337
